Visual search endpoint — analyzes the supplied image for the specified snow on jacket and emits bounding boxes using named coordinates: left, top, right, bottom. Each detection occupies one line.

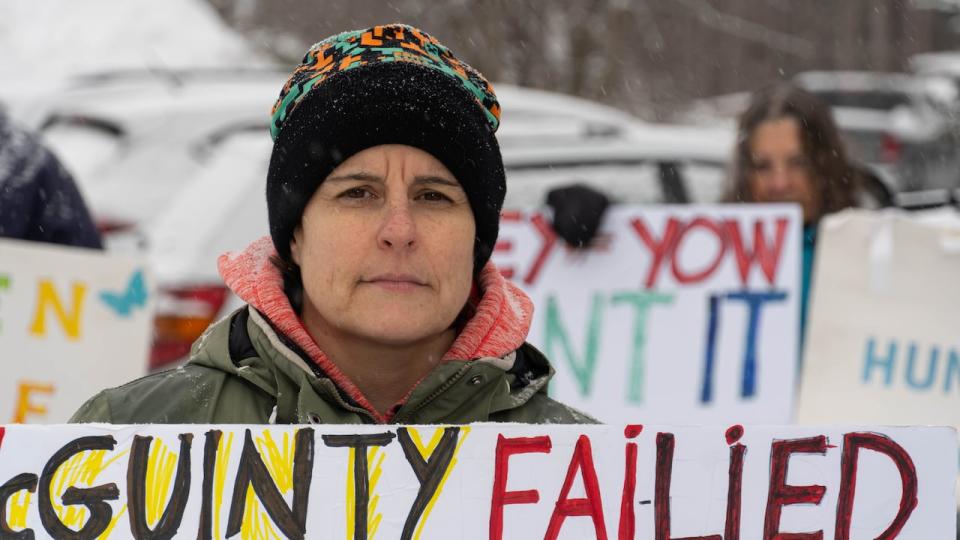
left=0, top=114, right=102, bottom=249
left=71, top=237, right=593, bottom=424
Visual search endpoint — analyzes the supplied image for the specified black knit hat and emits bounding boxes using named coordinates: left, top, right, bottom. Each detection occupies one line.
left=266, top=24, right=505, bottom=274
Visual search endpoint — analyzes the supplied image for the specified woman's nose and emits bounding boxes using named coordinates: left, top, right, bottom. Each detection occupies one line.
left=767, top=164, right=793, bottom=192
left=377, top=200, right=416, bottom=249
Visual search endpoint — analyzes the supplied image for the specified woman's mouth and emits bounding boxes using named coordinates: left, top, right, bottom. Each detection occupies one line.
left=361, top=273, right=428, bottom=292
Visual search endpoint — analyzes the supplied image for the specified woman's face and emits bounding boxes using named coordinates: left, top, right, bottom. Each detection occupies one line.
left=291, top=144, right=475, bottom=346
left=748, top=117, right=821, bottom=223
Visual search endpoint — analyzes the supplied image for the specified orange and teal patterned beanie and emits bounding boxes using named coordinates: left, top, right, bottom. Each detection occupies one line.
left=266, top=24, right=505, bottom=274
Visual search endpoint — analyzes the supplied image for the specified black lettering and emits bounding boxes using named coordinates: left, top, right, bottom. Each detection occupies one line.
left=127, top=434, right=193, bottom=540
left=0, top=473, right=38, bottom=539
left=322, top=432, right=396, bottom=540
left=38, top=436, right=119, bottom=540
left=197, top=430, right=221, bottom=540
left=226, top=428, right=314, bottom=540
left=397, top=427, right=460, bottom=540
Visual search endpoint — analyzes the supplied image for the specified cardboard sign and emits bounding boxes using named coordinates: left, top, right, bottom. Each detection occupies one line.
left=0, top=423, right=952, bottom=539
left=0, top=239, right=153, bottom=423
left=493, top=205, right=802, bottom=424
left=799, top=210, right=960, bottom=427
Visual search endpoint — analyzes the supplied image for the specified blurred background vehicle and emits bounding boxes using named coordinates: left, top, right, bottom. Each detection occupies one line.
left=0, top=0, right=279, bottom=251
left=793, top=70, right=960, bottom=192
left=9, top=69, right=286, bottom=249
left=910, top=49, right=960, bottom=89
left=495, top=86, right=735, bottom=207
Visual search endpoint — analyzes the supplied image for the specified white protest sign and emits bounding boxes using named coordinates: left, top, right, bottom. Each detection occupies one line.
left=493, top=204, right=801, bottom=424
left=799, top=209, right=960, bottom=427
left=0, top=239, right=153, bottom=423
left=0, top=423, right=952, bottom=539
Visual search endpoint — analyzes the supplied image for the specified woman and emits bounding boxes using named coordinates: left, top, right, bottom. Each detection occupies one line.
left=727, top=83, right=890, bottom=338
left=728, top=84, right=865, bottom=224
left=71, top=24, right=592, bottom=425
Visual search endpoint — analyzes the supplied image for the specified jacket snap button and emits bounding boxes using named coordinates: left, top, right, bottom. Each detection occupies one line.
left=468, top=375, right=484, bottom=386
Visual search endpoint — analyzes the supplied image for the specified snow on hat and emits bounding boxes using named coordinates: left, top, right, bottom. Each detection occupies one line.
left=266, top=23, right=505, bottom=274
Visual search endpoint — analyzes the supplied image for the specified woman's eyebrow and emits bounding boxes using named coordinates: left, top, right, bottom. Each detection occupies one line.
left=413, top=175, right=460, bottom=187
left=325, top=172, right=383, bottom=183
left=324, top=173, right=458, bottom=187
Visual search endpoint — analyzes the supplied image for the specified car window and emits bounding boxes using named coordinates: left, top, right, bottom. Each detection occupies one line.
left=505, top=163, right=662, bottom=208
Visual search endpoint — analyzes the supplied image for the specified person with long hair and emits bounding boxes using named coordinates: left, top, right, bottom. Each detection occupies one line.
left=727, top=84, right=872, bottom=338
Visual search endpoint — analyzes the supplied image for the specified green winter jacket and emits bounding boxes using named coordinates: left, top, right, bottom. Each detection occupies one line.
left=71, top=306, right=592, bottom=425
left=70, top=236, right=593, bottom=425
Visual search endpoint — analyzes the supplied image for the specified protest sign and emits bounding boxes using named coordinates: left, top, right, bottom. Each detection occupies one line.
left=0, top=239, right=153, bottom=423
left=493, top=204, right=801, bottom=424
left=0, top=423, right=951, bottom=539
left=799, top=209, right=960, bottom=427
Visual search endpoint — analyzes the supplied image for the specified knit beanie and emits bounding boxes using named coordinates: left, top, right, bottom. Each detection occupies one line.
left=267, top=24, right=505, bottom=274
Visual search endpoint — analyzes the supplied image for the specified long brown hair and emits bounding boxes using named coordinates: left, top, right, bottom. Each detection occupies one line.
left=727, top=84, right=861, bottom=219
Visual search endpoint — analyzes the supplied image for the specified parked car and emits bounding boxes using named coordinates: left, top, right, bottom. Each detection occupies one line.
left=909, top=50, right=960, bottom=92
left=794, top=70, right=960, bottom=191
left=141, top=84, right=736, bottom=369
left=13, top=68, right=287, bottom=247
left=895, top=187, right=960, bottom=211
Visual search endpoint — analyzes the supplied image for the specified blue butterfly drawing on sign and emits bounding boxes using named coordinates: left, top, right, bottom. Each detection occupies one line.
left=99, top=269, right=148, bottom=318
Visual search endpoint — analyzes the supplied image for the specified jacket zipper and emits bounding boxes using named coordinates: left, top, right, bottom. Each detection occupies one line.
left=312, top=378, right=379, bottom=424
left=392, top=363, right=475, bottom=423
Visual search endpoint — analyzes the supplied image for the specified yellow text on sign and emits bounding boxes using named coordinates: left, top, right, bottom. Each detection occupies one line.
left=29, top=280, right=87, bottom=340
left=13, top=381, right=55, bottom=423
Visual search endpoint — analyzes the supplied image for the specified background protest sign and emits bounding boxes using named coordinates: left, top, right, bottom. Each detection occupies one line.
left=0, top=423, right=952, bottom=539
left=493, top=204, right=801, bottom=424
left=799, top=209, right=960, bottom=427
left=0, top=239, right=153, bottom=423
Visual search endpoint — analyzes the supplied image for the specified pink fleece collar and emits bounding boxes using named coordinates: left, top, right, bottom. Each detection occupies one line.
left=217, top=236, right=533, bottom=423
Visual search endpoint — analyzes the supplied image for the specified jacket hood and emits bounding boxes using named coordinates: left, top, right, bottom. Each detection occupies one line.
left=215, top=236, right=535, bottom=422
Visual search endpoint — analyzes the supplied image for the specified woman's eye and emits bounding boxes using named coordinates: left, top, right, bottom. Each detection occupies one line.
left=341, top=187, right=372, bottom=199
left=787, top=156, right=810, bottom=170
left=418, top=190, right=451, bottom=202
left=752, top=160, right=772, bottom=173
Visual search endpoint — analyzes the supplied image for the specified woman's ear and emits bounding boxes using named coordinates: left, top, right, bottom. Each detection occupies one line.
left=290, top=226, right=303, bottom=266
